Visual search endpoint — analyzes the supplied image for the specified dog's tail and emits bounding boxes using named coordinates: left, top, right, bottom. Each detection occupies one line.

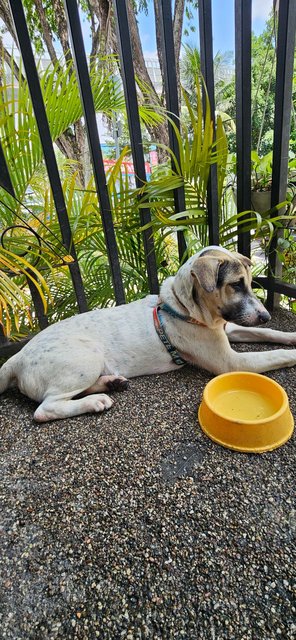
left=0, top=359, right=16, bottom=393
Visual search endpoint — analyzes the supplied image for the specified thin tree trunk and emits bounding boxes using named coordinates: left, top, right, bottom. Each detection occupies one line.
left=34, top=0, right=61, bottom=68
left=153, top=0, right=165, bottom=103
left=126, top=1, right=169, bottom=157
left=173, top=0, right=185, bottom=93
left=0, top=0, right=17, bottom=44
left=52, top=0, right=73, bottom=66
left=0, top=38, right=21, bottom=81
left=33, top=0, right=86, bottom=183
left=154, top=0, right=185, bottom=107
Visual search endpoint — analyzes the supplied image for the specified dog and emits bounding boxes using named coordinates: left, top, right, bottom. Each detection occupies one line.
left=0, top=246, right=295, bottom=422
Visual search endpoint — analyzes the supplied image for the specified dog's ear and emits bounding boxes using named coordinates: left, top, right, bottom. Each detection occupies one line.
left=232, top=252, right=252, bottom=268
left=191, top=257, right=222, bottom=293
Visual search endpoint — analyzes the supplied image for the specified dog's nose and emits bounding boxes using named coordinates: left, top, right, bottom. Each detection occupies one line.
left=257, top=309, right=271, bottom=324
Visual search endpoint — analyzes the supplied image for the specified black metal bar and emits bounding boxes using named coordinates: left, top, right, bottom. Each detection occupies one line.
left=157, top=0, right=186, bottom=262
left=235, top=0, right=252, bottom=257
left=0, top=322, right=9, bottom=346
left=198, top=0, right=219, bottom=246
left=0, top=141, right=14, bottom=196
left=266, top=0, right=296, bottom=309
left=27, top=270, right=49, bottom=330
left=113, top=0, right=159, bottom=293
left=9, top=0, right=88, bottom=314
left=254, top=276, right=296, bottom=299
left=63, top=0, right=125, bottom=305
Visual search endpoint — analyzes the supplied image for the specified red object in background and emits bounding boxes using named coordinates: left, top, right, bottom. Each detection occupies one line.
left=150, top=150, right=158, bottom=166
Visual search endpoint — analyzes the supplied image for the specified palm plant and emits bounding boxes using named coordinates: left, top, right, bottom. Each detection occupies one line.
left=0, top=55, right=124, bottom=336
left=37, top=155, right=175, bottom=322
left=0, top=55, right=125, bottom=218
left=0, top=54, right=148, bottom=335
left=135, top=76, right=228, bottom=252
left=181, top=45, right=236, bottom=134
left=0, top=248, right=49, bottom=338
left=0, top=51, right=172, bottom=337
left=135, top=73, right=293, bottom=262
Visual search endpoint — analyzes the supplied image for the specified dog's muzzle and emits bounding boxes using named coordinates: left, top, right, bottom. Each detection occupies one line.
left=222, top=296, right=271, bottom=326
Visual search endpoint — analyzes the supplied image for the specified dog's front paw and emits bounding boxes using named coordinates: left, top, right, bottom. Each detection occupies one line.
left=92, top=393, right=114, bottom=412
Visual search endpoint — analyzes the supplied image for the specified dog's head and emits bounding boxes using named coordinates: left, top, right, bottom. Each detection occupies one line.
left=173, top=248, right=271, bottom=327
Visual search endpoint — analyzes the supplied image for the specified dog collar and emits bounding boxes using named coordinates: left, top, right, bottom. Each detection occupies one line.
left=158, top=301, right=206, bottom=326
left=153, top=306, right=187, bottom=366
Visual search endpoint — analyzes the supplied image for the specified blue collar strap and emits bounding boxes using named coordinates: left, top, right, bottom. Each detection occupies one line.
left=159, top=301, right=206, bottom=326
left=153, top=306, right=187, bottom=366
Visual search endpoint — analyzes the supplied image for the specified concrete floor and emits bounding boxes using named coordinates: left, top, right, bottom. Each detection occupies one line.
left=0, top=309, right=295, bottom=639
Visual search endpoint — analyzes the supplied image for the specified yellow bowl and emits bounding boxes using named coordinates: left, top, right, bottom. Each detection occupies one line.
left=198, top=372, right=294, bottom=453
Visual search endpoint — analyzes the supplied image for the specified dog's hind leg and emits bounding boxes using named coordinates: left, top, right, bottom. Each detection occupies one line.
left=0, top=359, right=16, bottom=393
left=34, top=392, right=114, bottom=422
left=225, top=322, right=296, bottom=345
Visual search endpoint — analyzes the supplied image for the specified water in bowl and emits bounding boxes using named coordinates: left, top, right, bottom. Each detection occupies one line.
left=212, top=389, right=278, bottom=422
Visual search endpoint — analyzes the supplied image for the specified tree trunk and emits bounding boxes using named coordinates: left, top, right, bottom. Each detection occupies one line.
left=153, top=0, right=165, bottom=103
left=34, top=0, right=61, bottom=68
left=33, top=0, right=86, bottom=183
left=0, top=0, right=18, bottom=44
left=173, top=0, right=185, bottom=104
left=126, top=1, right=169, bottom=157
left=0, top=38, right=22, bottom=81
left=52, top=0, right=73, bottom=66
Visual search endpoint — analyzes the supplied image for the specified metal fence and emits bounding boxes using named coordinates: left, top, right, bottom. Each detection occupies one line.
left=0, top=0, right=296, bottom=356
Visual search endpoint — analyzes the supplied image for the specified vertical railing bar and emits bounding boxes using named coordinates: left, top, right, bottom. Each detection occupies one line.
left=157, top=0, right=187, bottom=263
left=0, top=141, right=15, bottom=196
left=198, top=0, right=219, bottom=246
left=8, top=0, right=88, bottom=314
left=113, top=0, right=159, bottom=294
left=26, top=270, right=49, bottom=330
left=235, top=0, right=252, bottom=258
left=63, top=0, right=125, bottom=305
left=266, top=0, right=296, bottom=310
left=0, top=322, right=8, bottom=346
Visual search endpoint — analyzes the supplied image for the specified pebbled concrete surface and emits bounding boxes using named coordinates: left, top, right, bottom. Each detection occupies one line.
left=0, top=309, right=295, bottom=640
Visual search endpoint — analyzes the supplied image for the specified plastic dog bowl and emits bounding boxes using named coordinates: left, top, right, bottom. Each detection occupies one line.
left=198, top=372, right=294, bottom=453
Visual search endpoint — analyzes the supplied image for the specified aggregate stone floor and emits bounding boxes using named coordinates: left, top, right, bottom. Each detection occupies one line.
left=0, top=309, right=295, bottom=640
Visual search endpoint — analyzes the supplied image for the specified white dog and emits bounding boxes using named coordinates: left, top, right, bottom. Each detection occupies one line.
left=0, top=246, right=295, bottom=422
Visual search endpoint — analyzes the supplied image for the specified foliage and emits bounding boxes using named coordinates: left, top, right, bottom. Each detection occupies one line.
left=180, top=45, right=236, bottom=135
left=277, top=232, right=296, bottom=286
left=251, top=151, right=273, bottom=191
left=220, top=15, right=296, bottom=155
left=134, top=76, right=228, bottom=251
left=1, top=0, right=189, bottom=159
left=0, top=153, right=176, bottom=336
left=0, top=51, right=173, bottom=338
left=0, top=55, right=125, bottom=209
left=0, top=247, right=49, bottom=337
left=134, top=75, right=295, bottom=266
left=0, top=5, right=295, bottom=338
left=251, top=16, right=278, bottom=154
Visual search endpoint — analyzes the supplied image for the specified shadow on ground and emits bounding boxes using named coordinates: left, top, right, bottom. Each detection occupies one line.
left=0, top=310, right=295, bottom=639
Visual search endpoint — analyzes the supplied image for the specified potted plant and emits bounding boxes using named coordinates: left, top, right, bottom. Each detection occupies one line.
left=251, top=150, right=273, bottom=213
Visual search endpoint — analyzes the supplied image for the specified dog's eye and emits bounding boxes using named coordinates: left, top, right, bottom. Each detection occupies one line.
left=230, top=279, right=244, bottom=291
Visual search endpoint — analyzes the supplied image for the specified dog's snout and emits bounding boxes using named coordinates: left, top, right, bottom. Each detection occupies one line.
left=257, top=309, right=271, bottom=324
